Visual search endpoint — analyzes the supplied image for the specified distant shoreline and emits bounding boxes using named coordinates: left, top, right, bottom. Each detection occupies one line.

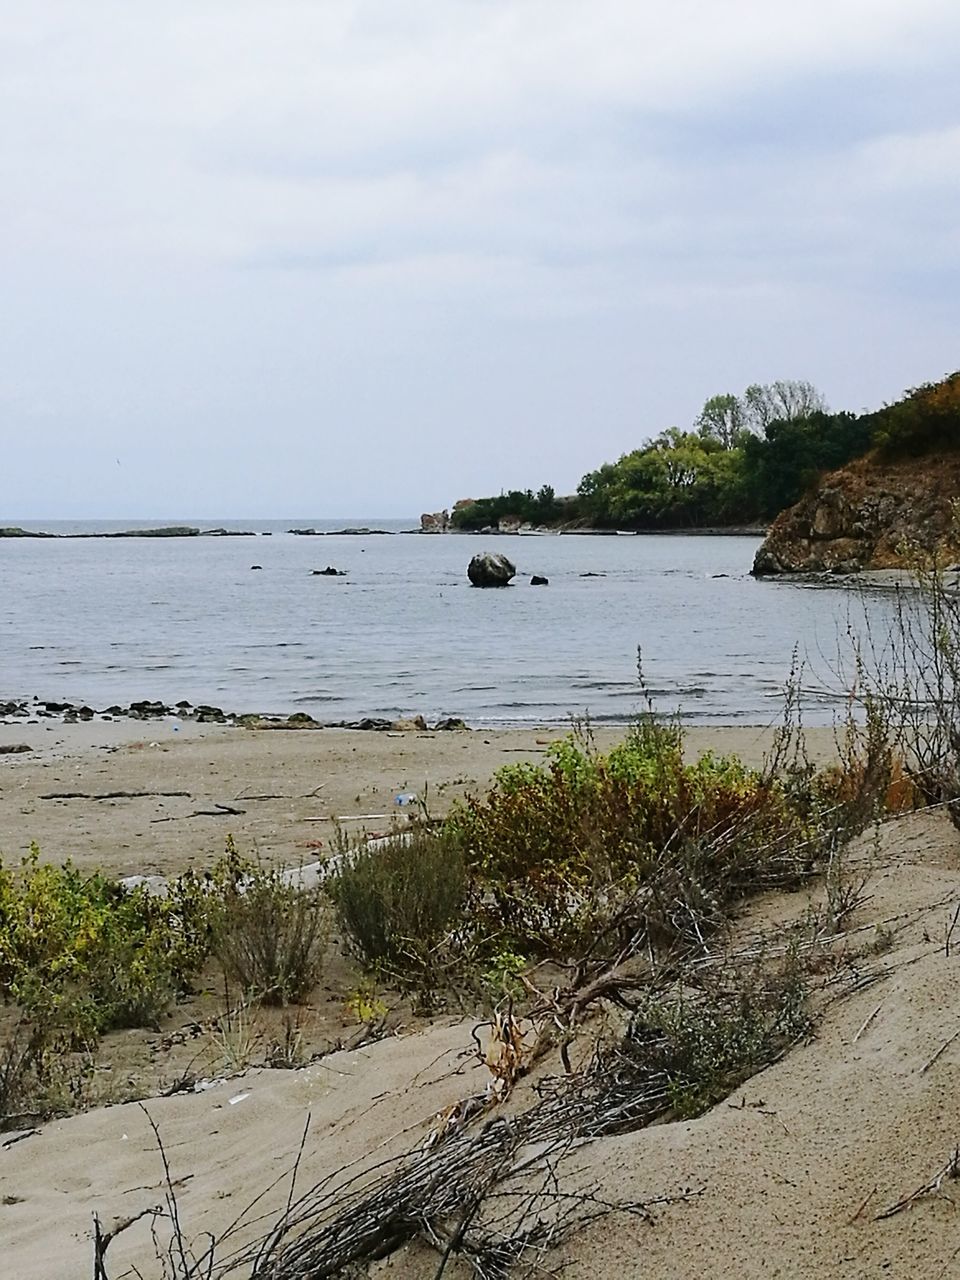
left=1, top=523, right=768, bottom=540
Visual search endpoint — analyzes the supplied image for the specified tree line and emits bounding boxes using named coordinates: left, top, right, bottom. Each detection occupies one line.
left=452, top=372, right=960, bottom=531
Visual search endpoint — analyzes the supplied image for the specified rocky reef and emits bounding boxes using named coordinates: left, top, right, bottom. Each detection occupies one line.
left=752, top=453, right=960, bottom=575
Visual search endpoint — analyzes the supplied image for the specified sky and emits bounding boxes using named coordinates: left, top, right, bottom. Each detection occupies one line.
left=2, top=2, right=958, bottom=519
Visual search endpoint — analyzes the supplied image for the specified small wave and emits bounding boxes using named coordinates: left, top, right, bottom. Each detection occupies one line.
left=571, top=680, right=641, bottom=691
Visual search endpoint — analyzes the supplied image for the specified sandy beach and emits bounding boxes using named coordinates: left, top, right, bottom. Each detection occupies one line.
left=0, top=719, right=842, bottom=880
left=5, top=718, right=960, bottom=1278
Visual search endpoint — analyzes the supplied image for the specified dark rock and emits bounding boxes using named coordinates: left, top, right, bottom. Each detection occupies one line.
left=287, top=712, right=319, bottom=727
left=579, top=572, right=606, bottom=578
left=250, top=564, right=263, bottom=570
left=530, top=575, right=549, bottom=586
left=751, top=546, right=785, bottom=576
left=344, top=717, right=393, bottom=731
left=109, top=527, right=200, bottom=538
left=289, top=528, right=318, bottom=535
left=0, top=743, right=32, bottom=754
left=312, top=566, right=347, bottom=576
left=42, top=701, right=73, bottom=714
left=196, top=704, right=226, bottom=723
left=467, top=552, right=516, bottom=587
left=103, top=705, right=124, bottom=716
left=129, top=700, right=169, bottom=717
left=0, top=701, right=26, bottom=717
left=435, top=717, right=469, bottom=731
left=0, top=527, right=55, bottom=538
left=78, top=706, right=95, bottom=721
left=176, top=700, right=192, bottom=708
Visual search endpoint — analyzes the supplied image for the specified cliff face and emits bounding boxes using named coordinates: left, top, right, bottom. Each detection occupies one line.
left=752, top=452, right=960, bottom=575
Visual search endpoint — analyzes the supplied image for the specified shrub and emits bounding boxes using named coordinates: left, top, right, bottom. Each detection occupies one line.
left=0, top=1016, right=50, bottom=1130
left=210, top=850, right=328, bottom=1006
left=444, top=723, right=812, bottom=958
left=0, top=846, right=214, bottom=1039
left=609, top=959, right=811, bottom=1119
left=327, top=828, right=467, bottom=980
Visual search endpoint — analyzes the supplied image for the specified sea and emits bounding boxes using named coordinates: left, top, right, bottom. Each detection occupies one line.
left=0, top=519, right=903, bottom=728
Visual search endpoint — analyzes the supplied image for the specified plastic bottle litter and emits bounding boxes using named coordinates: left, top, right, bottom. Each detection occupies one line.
left=394, top=793, right=418, bottom=806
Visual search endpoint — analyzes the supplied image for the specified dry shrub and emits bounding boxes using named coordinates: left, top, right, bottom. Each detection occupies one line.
left=600, top=955, right=812, bottom=1119
left=213, top=857, right=328, bottom=1006
left=0, top=1017, right=48, bottom=1131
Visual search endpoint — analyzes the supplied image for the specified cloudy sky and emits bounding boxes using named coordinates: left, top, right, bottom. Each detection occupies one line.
left=3, top=2, right=958, bottom=518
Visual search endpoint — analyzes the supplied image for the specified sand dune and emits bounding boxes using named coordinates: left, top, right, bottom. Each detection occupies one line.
left=3, top=787, right=960, bottom=1278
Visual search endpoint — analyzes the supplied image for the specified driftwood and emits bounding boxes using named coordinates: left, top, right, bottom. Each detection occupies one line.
left=151, top=804, right=247, bottom=824
left=39, top=790, right=191, bottom=800
left=95, top=1053, right=699, bottom=1280
left=876, top=1148, right=960, bottom=1219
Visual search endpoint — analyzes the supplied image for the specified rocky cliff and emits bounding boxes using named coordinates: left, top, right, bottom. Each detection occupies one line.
left=752, top=452, right=960, bottom=575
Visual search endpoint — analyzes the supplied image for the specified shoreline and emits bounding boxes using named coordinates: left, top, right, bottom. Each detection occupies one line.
left=0, top=718, right=843, bottom=881
left=1, top=522, right=768, bottom=539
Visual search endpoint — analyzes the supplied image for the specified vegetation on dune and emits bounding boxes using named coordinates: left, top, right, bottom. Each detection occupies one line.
left=82, top=685, right=917, bottom=1278
left=453, top=370, right=960, bottom=531
left=329, top=670, right=906, bottom=1007
left=0, top=673, right=910, bottom=1131
left=0, top=843, right=331, bottom=1126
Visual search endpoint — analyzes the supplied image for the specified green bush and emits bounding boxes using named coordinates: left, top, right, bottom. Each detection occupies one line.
left=0, top=846, right=214, bottom=1040
left=327, top=828, right=467, bottom=979
left=444, top=723, right=813, bottom=958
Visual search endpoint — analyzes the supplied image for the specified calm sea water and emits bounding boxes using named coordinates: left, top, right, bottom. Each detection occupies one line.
left=0, top=519, right=898, bottom=726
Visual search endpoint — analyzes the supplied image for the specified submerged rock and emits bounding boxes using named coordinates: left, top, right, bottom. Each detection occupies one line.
left=530, top=575, right=549, bottom=586
left=312, top=566, right=347, bottom=576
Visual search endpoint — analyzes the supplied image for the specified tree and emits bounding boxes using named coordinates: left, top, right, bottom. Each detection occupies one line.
left=742, top=380, right=827, bottom=433
left=696, top=394, right=747, bottom=450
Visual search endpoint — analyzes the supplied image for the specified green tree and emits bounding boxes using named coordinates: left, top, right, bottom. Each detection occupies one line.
left=696, top=394, right=747, bottom=450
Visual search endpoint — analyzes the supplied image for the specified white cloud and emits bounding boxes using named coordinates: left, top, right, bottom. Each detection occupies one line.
left=1, top=2, right=959, bottom=514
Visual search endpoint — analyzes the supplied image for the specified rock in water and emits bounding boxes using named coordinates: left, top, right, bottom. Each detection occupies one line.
left=530, top=575, right=549, bottom=586
left=467, top=552, right=516, bottom=587
left=420, top=510, right=450, bottom=532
